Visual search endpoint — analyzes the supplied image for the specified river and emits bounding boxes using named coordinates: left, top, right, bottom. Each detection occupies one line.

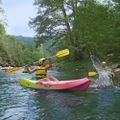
left=0, top=69, right=120, bottom=120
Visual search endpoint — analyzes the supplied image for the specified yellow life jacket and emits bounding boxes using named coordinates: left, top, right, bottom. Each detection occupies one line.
left=36, top=66, right=47, bottom=79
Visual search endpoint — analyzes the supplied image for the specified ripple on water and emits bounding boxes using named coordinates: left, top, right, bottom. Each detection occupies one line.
left=0, top=70, right=120, bottom=120
left=24, top=90, right=88, bottom=120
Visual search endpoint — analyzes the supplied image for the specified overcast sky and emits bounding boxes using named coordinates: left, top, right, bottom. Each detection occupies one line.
left=2, top=0, right=104, bottom=37
left=3, top=0, right=36, bottom=37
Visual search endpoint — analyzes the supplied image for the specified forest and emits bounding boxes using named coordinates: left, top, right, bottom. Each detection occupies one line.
left=0, top=0, right=120, bottom=66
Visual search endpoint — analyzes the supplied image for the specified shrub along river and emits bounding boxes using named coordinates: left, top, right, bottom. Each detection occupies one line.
left=0, top=69, right=120, bottom=120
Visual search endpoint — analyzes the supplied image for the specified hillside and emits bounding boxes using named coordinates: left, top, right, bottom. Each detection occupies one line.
left=15, top=36, right=54, bottom=52
left=15, top=36, right=35, bottom=47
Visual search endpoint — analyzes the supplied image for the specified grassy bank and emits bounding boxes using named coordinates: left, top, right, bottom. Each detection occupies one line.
left=57, top=60, right=95, bottom=77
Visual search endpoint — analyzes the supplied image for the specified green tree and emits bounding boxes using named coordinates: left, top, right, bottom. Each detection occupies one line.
left=30, top=0, right=120, bottom=62
left=29, top=0, right=86, bottom=60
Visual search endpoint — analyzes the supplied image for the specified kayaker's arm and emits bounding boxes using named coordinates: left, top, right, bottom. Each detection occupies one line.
left=26, top=66, right=36, bottom=74
left=44, top=58, right=53, bottom=70
left=45, top=64, right=53, bottom=70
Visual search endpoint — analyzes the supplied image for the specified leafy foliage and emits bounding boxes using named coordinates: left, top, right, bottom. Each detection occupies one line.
left=29, top=0, right=120, bottom=62
left=0, top=0, right=120, bottom=66
left=0, top=35, right=50, bottom=66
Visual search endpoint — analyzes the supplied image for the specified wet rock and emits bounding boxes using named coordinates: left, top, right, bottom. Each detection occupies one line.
left=110, top=64, right=120, bottom=78
left=113, top=68, right=120, bottom=73
left=111, top=64, right=120, bottom=69
left=113, top=68, right=120, bottom=77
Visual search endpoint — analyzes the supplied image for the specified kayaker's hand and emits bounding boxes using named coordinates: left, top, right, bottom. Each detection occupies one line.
left=25, top=65, right=30, bottom=72
left=51, top=64, right=55, bottom=67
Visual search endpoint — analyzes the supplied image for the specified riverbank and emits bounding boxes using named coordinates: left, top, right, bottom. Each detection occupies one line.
left=57, top=60, right=120, bottom=85
left=57, top=60, right=94, bottom=77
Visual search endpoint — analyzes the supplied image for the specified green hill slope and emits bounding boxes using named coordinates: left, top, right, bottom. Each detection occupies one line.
left=15, top=36, right=35, bottom=47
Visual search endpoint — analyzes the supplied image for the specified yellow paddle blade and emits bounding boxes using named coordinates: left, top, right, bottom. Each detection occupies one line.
left=88, top=72, right=97, bottom=77
left=55, top=49, right=70, bottom=58
left=6, top=67, right=23, bottom=74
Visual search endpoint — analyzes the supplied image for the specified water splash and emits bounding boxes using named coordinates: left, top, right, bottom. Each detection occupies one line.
left=90, top=55, right=113, bottom=88
left=95, top=70, right=113, bottom=88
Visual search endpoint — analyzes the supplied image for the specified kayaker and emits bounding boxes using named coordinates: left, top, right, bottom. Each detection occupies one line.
left=101, top=61, right=115, bottom=78
left=26, top=58, right=59, bottom=82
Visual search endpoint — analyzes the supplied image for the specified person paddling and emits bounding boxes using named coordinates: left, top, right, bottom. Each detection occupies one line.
left=26, top=58, right=59, bottom=82
left=101, top=61, right=115, bottom=78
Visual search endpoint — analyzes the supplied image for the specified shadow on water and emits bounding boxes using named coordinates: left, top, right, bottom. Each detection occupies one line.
left=26, top=90, right=87, bottom=120
left=24, top=86, right=120, bottom=120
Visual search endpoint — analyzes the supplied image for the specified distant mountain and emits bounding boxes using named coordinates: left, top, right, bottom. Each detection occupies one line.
left=15, top=36, right=36, bottom=47
left=15, top=36, right=54, bottom=52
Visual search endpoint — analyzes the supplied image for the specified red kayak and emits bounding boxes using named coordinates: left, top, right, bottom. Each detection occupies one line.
left=19, top=77, right=91, bottom=91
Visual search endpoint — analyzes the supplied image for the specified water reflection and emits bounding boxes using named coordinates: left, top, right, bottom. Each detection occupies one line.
left=0, top=69, right=120, bottom=120
left=25, top=90, right=87, bottom=120
left=0, top=72, right=29, bottom=120
left=96, top=88, right=120, bottom=120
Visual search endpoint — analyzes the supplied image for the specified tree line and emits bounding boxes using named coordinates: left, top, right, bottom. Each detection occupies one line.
left=29, top=0, right=120, bottom=63
left=0, top=0, right=120, bottom=67
left=0, top=3, right=49, bottom=66
left=0, top=34, right=49, bottom=66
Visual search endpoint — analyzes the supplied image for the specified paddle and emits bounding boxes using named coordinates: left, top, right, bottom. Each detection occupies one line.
left=6, top=49, right=70, bottom=74
left=53, top=49, right=69, bottom=58
left=6, top=67, right=23, bottom=74
left=88, top=71, right=97, bottom=77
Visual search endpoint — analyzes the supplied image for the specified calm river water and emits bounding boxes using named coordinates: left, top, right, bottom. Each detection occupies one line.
left=0, top=69, right=120, bottom=120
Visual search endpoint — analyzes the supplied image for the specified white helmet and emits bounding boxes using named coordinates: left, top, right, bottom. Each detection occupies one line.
left=102, top=61, right=106, bottom=64
left=39, top=58, right=46, bottom=64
